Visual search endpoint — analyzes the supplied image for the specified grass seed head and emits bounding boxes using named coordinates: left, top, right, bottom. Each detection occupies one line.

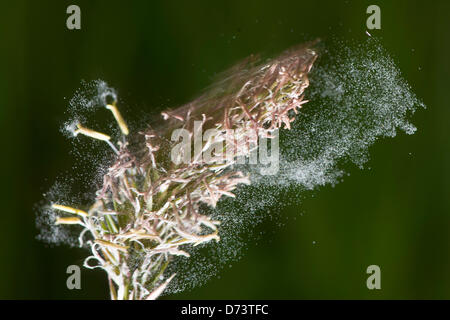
left=49, top=41, right=318, bottom=299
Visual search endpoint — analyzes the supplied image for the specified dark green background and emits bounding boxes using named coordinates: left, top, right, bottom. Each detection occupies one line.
left=1, top=0, right=449, bottom=299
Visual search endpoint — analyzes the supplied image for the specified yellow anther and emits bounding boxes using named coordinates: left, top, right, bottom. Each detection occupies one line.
left=106, top=104, right=129, bottom=135
left=52, top=204, right=88, bottom=217
left=74, top=123, right=111, bottom=141
left=55, top=217, right=83, bottom=225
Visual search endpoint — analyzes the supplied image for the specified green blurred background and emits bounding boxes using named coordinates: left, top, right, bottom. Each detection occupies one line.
left=0, top=0, right=449, bottom=299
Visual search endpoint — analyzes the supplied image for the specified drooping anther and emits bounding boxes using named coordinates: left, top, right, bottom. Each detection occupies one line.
left=55, top=216, right=83, bottom=225
left=52, top=204, right=88, bottom=217
left=106, top=103, right=129, bottom=135
left=74, top=123, right=111, bottom=141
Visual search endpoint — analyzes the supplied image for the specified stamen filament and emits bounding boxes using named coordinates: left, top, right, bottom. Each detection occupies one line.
left=106, top=140, right=120, bottom=155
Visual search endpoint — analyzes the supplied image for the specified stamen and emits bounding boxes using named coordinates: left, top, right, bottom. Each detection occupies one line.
left=52, top=204, right=88, bottom=217
left=73, top=123, right=119, bottom=154
left=74, top=123, right=111, bottom=141
left=106, top=104, right=129, bottom=135
left=55, top=217, right=83, bottom=225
